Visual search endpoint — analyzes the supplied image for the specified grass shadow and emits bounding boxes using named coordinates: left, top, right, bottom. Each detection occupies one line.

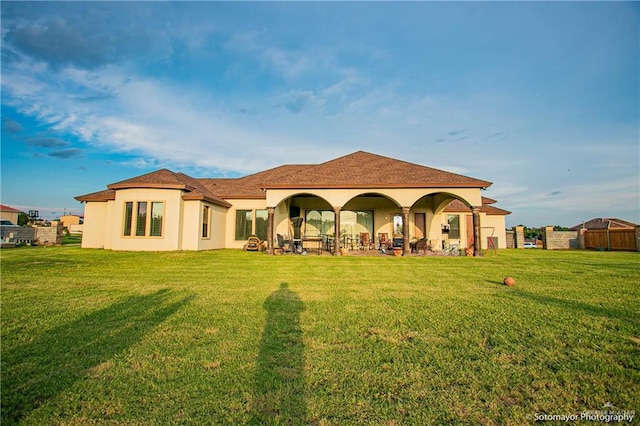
left=503, top=288, right=637, bottom=323
left=252, top=282, right=306, bottom=425
left=1, top=289, right=193, bottom=423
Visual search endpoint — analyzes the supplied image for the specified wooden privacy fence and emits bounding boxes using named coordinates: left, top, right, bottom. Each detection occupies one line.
left=583, top=229, right=636, bottom=251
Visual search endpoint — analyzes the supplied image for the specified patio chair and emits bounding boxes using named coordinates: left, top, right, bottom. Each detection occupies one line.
left=377, top=233, right=390, bottom=251
left=359, top=232, right=372, bottom=250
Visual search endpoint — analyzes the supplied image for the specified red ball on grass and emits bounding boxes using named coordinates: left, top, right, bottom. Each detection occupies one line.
left=503, top=277, right=515, bottom=286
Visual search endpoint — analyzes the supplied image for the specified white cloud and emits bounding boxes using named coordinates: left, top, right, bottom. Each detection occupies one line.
left=2, top=24, right=637, bottom=227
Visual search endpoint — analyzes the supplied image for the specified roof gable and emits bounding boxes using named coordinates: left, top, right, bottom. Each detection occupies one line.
left=107, top=169, right=193, bottom=190
left=76, top=151, right=494, bottom=205
left=261, top=151, right=492, bottom=189
left=78, top=169, right=231, bottom=207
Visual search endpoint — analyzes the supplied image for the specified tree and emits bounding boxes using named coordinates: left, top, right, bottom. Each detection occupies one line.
left=17, top=212, right=29, bottom=226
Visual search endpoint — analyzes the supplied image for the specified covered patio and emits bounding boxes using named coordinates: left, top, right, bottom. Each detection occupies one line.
left=265, top=188, right=486, bottom=256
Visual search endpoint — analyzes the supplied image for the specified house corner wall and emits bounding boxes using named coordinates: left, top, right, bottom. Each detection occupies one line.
left=81, top=202, right=109, bottom=249
left=180, top=201, right=227, bottom=250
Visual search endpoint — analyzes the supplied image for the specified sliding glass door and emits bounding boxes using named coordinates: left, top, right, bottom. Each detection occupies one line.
left=304, top=210, right=374, bottom=238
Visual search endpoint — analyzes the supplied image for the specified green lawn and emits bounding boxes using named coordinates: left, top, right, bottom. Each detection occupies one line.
left=1, top=247, right=639, bottom=425
left=61, top=234, right=82, bottom=245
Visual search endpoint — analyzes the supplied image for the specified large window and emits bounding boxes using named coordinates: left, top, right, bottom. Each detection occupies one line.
left=305, top=210, right=335, bottom=236
left=123, top=202, right=133, bottom=236
left=123, top=201, right=164, bottom=237
left=202, top=205, right=210, bottom=238
left=136, top=202, right=147, bottom=236
left=150, top=202, right=163, bottom=237
left=341, top=210, right=374, bottom=238
left=235, top=210, right=253, bottom=240
left=234, top=209, right=268, bottom=241
left=255, top=210, right=268, bottom=241
left=303, top=210, right=373, bottom=238
left=447, top=214, right=460, bottom=239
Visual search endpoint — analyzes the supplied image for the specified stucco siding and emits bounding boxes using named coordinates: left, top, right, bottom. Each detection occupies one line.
left=0, top=211, right=20, bottom=224
left=266, top=187, right=483, bottom=211
left=181, top=200, right=200, bottom=250
left=181, top=201, right=228, bottom=250
left=111, top=188, right=184, bottom=251
left=81, top=202, right=108, bottom=249
left=224, top=199, right=268, bottom=249
left=209, top=204, right=228, bottom=249
left=480, top=214, right=508, bottom=249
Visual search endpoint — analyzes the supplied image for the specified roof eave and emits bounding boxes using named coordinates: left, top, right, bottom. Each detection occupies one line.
left=262, top=182, right=492, bottom=190
left=75, top=193, right=116, bottom=202
left=218, top=195, right=267, bottom=200
left=107, top=183, right=192, bottom=191
left=181, top=193, right=232, bottom=208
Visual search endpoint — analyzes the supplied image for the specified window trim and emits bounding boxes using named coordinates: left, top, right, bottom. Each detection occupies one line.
left=123, top=201, right=133, bottom=237
left=202, top=204, right=211, bottom=239
left=149, top=202, right=164, bottom=237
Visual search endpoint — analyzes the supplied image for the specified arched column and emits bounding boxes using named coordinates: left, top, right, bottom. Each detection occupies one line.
left=333, top=206, right=341, bottom=255
left=402, top=207, right=410, bottom=255
left=266, top=207, right=275, bottom=254
left=472, top=206, right=482, bottom=256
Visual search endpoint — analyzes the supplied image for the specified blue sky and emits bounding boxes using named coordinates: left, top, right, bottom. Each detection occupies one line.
left=1, top=1, right=638, bottom=227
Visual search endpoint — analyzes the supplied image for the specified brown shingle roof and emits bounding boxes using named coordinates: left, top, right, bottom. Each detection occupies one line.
left=569, top=218, right=637, bottom=231
left=75, top=189, right=116, bottom=202
left=107, top=169, right=194, bottom=190
left=174, top=173, right=232, bottom=206
left=482, top=196, right=497, bottom=205
left=202, top=165, right=308, bottom=198
left=78, top=169, right=231, bottom=207
left=443, top=198, right=511, bottom=215
left=261, top=151, right=492, bottom=189
left=76, top=151, right=494, bottom=205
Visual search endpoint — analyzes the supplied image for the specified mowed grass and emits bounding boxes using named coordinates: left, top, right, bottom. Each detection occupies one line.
left=1, top=247, right=638, bottom=425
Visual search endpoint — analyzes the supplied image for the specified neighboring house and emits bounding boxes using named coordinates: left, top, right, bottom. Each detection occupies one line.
left=75, top=151, right=510, bottom=254
left=60, top=214, right=83, bottom=227
left=60, top=214, right=84, bottom=233
left=569, top=218, right=637, bottom=231
left=0, top=204, right=22, bottom=225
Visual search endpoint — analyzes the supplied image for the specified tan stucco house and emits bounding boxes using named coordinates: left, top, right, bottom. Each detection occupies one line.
left=75, top=151, right=510, bottom=254
left=0, top=204, right=22, bottom=225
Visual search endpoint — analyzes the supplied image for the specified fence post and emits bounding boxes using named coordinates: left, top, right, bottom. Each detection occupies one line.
left=514, top=226, right=525, bottom=248
left=543, top=226, right=554, bottom=249
left=636, top=226, right=640, bottom=252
